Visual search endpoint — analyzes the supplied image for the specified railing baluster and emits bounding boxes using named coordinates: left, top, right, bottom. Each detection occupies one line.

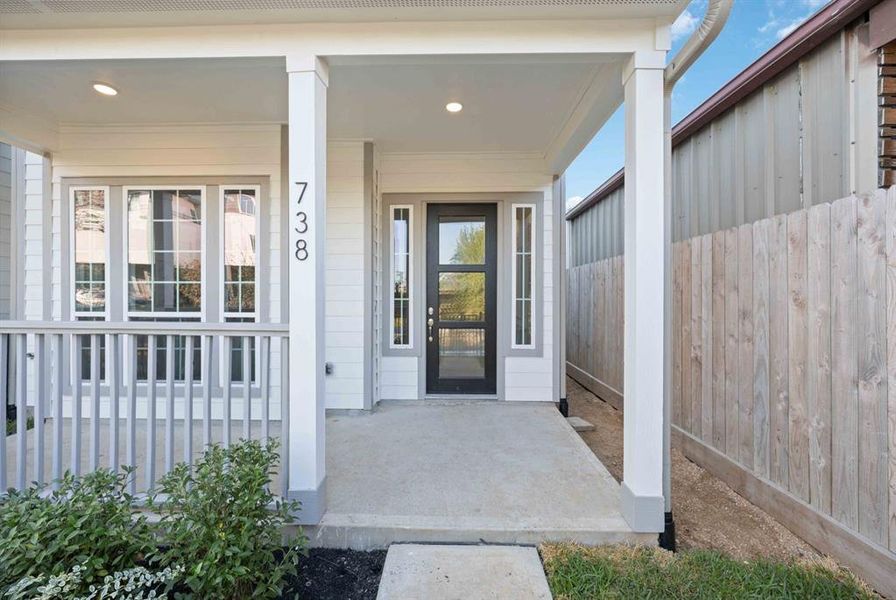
left=16, top=334, right=27, bottom=490
left=222, top=335, right=232, bottom=449
left=0, top=334, right=7, bottom=492
left=243, top=335, right=251, bottom=440
left=164, top=334, right=174, bottom=475
left=202, top=335, right=212, bottom=448
left=261, top=336, right=270, bottom=444
left=126, top=335, right=137, bottom=495
left=108, top=334, right=120, bottom=472
left=89, top=334, right=100, bottom=472
left=184, top=335, right=194, bottom=467
left=280, top=338, right=289, bottom=497
left=145, top=335, right=156, bottom=491
left=51, top=334, right=63, bottom=489
left=34, top=334, right=46, bottom=485
left=71, top=333, right=82, bottom=478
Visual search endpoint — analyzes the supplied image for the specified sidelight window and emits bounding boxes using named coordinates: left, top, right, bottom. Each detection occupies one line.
left=390, top=206, right=413, bottom=347
left=512, top=204, right=534, bottom=348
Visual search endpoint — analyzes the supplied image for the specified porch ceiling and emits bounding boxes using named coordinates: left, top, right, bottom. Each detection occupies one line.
left=0, top=54, right=626, bottom=166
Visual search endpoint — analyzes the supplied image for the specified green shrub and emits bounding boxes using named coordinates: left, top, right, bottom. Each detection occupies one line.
left=148, top=440, right=306, bottom=599
left=0, top=468, right=155, bottom=595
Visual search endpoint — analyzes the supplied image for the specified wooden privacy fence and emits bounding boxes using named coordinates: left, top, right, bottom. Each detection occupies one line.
left=566, top=188, right=896, bottom=597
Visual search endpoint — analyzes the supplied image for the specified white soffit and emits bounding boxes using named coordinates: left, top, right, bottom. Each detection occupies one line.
left=0, top=0, right=685, bottom=28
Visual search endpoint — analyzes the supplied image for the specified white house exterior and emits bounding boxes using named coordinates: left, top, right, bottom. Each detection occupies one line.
left=0, top=0, right=680, bottom=536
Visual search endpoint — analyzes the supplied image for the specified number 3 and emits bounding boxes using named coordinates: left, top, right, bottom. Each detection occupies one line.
left=295, top=211, right=308, bottom=234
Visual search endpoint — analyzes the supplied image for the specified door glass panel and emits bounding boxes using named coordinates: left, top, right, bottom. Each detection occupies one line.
left=438, top=216, right=485, bottom=264
left=438, top=328, right=485, bottom=379
left=438, top=272, right=485, bottom=321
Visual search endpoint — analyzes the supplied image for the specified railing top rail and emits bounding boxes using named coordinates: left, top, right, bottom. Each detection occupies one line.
left=0, top=320, right=289, bottom=337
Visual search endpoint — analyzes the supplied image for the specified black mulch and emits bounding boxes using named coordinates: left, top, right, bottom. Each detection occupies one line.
left=280, top=548, right=388, bottom=600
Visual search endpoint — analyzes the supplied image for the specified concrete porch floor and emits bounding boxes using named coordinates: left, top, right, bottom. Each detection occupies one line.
left=306, top=401, right=654, bottom=549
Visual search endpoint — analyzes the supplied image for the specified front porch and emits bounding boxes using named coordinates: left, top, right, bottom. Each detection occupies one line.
left=311, top=401, right=651, bottom=548
left=5, top=392, right=648, bottom=547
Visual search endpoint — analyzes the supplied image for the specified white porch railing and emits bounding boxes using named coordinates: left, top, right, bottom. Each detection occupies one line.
left=0, top=321, right=290, bottom=496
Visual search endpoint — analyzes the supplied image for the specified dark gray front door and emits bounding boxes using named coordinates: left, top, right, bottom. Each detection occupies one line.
left=425, top=203, right=497, bottom=394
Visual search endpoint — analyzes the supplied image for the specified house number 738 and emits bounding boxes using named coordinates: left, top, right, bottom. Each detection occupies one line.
left=294, top=181, right=309, bottom=261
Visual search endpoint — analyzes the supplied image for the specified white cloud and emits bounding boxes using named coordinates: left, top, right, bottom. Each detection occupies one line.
left=802, top=0, right=826, bottom=7
left=671, top=9, right=700, bottom=42
left=775, top=16, right=806, bottom=40
left=566, top=196, right=584, bottom=211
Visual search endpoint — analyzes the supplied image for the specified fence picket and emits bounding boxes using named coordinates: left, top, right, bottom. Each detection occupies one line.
left=752, top=219, right=770, bottom=478
left=737, top=224, right=754, bottom=469
left=787, top=210, right=809, bottom=502
left=807, top=203, right=832, bottom=514
left=831, top=195, right=858, bottom=529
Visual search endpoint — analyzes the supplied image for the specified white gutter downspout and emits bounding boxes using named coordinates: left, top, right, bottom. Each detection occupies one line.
left=659, top=0, right=733, bottom=551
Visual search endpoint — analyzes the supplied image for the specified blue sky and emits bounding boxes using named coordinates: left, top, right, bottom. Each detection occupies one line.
left=564, top=0, right=829, bottom=207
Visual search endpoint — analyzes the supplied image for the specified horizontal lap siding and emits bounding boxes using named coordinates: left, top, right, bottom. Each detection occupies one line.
left=0, top=143, right=11, bottom=319
left=326, top=142, right=366, bottom=409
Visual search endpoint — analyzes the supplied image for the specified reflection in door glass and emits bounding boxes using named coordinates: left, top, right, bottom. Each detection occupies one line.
left=438, top=272, right=484, bottom=321
left=438, top=328, right=485, bottom=379
left=438, top=217, right=485, bottom=264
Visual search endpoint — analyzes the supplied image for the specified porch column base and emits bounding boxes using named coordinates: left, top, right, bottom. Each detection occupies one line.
left=619, top=482, right=664, bottom=533
left=288, top=476, right=327, bottom=525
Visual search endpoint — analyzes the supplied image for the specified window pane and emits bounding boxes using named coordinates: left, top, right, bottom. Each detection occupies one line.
left=391, top=207, right=411, bottom=346
left=129, top=189, right=203, bottom=314
left=438, top=328, right=485, bottom=379
left=438, top=272, right=485, bottom=322
left=438, top=217, right=485, bottom=265
left=73, top=189, right=106, bottom=313
left=513, top=206, right=534, bottom=347
left=223, top=189, right=257, bottom=315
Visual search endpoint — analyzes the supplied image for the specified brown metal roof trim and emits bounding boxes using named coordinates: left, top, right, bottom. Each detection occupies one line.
left=566, top=0, right=879, bottom=221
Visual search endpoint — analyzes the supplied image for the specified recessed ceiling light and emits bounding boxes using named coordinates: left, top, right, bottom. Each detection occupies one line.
left=445, top=102, right=463, bottom=113
left=92, top=83, right=118, bottom=96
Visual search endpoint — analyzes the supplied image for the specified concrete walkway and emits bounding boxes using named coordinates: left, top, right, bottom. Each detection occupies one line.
left=376, top=544, right=552, bottom=600
left=308, top=401, right=653, bottom=548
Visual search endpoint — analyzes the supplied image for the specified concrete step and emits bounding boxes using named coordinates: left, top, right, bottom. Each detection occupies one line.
left=375, top=544, right=551, bottom=600
left=304, top=513, right=655, bottom=550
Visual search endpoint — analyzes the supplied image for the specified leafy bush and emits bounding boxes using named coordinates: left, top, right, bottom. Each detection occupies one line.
left=6, top=564, right=183, bottom=600
left=0, top=468, right=155, bottom=595
left=148, top=440, right=306, bottom=599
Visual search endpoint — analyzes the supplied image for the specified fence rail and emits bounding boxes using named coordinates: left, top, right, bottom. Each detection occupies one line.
left=566, top=188, right=896, bottom=598
left=1, top=321, right=289, bottom=496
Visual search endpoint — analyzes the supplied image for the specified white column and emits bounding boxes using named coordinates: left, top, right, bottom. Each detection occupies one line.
left=286, top=55, right=328, bottom=524
left=621, top=51, right=666, bottom=533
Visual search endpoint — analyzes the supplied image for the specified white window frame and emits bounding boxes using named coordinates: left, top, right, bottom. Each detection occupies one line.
left=389, top=204, right=414, bottom=349
left=219, top=184, right=261, bottom=323
left=70, top=185, right=111, bottom=320
left=511, top=202, right=536, bottom=349
left=121, top=185, right=208, bottom=322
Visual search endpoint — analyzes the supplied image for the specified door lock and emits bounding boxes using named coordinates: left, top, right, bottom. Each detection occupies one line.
left=427, top=316, right=434, bottom=342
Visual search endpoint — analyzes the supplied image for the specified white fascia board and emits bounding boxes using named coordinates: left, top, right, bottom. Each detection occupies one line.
left=0, top=18, right=660, bottom=61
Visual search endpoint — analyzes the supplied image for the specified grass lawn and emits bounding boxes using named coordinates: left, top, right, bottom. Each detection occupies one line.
left=540, top=544, right=877, bottom=599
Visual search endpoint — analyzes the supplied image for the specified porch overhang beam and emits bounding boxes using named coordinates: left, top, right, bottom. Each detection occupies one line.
left=0, top=18, right=662, bottom=62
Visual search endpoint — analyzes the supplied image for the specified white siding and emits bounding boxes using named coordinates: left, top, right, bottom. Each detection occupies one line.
left=0, top=143, right=11, bottom=318
left=23, top=151, right=46, bottom=320
left=325, top=141, right=366, bottom=409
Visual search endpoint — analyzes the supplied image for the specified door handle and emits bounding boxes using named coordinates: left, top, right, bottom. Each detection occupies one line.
left=427, top=315, right=434, bottom=342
